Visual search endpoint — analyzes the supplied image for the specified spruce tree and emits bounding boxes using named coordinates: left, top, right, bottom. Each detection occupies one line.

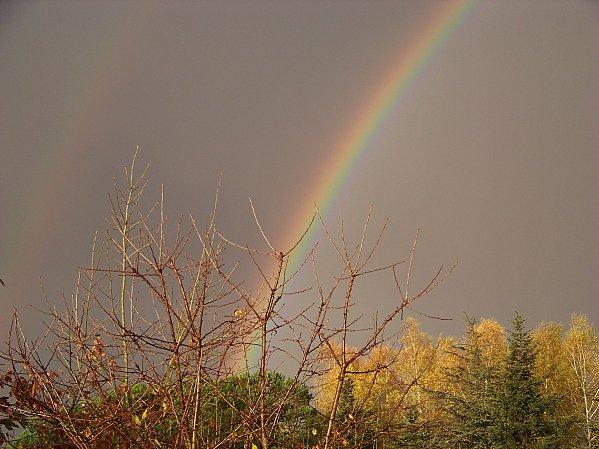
left=498, top=312, right=561, bottom=448
left=436, top=318, right=503, bottom=448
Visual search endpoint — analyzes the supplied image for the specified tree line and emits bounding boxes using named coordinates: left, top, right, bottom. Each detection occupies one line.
left=314, top=312, right=599, bottom=448
left=1, top=156, right=596, bottom=448
left=6, top=312, right=599, bottom=448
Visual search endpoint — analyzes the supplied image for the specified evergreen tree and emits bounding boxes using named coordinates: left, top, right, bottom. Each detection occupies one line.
left=497, top=312, right=563, bottom=448
left=435, top=317, right=503, bottom=448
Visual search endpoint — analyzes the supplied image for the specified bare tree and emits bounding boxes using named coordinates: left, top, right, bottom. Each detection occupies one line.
left=310, top=220, right=454, bottom=449
left=0, top=155, right=451, bottom=449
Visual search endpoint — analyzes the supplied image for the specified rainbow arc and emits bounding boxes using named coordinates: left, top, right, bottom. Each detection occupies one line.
left=240, top=0, right=476, bottom=369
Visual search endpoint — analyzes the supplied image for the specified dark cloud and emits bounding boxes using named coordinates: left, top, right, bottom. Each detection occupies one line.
left=0, top=0, right=597, bottom=337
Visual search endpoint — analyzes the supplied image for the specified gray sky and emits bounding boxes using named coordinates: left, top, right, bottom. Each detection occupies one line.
left=0, top=0, right=598, bottom=338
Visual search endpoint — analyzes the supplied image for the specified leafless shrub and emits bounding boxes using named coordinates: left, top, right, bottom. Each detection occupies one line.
left=0, top=154, right=452, bottom=449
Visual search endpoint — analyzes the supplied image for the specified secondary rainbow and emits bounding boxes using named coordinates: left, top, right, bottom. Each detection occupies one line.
left=2, top=4, right=156, bottom=335
left=240, top=0, right=476, bottom=369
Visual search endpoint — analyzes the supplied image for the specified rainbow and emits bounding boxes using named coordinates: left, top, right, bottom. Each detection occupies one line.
left=241, top=0, right=476, bottom=369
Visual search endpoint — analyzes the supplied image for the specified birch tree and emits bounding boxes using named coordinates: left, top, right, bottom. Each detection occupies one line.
left=565, top=314, right=599, bottom=448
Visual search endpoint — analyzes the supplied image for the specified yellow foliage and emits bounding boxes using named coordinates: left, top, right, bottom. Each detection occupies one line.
left=473, top=318, right=507, bottom=369
left=532, top=321, right=567, bottom=397
left=313, top=314, right=599, bottom=439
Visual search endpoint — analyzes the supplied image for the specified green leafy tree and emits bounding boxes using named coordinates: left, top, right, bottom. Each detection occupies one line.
left=205, top=371, right=322, bottom=449
left=7, top=373, right=320, bottom=449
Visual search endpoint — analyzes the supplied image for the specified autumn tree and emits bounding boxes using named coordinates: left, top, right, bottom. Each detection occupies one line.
left=564, top=314, right=599, bottom=448
left=532, top=322, right=568, bottom=399
left=474, top=318, right=508, bottom=370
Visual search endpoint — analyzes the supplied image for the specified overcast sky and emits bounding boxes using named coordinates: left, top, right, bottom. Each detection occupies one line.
left=0, top=0, right=597, bottom=338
